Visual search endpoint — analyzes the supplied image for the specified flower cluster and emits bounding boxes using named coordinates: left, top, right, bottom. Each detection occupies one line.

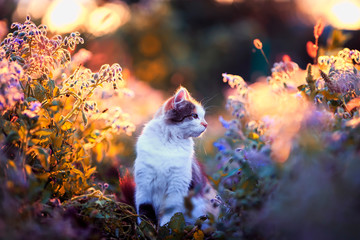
left=62, top=63, right=123, bottom=98
left=22, top=100, right=41, bottom=118
left=222, top=73, right=249, bottom=118
left=104, top=107, right=135, bottom=136
left=338, top=48, right=360, bottom=64
left=0, top=18, right=136, bottom=240
left=0, top=48, right=25, bottom=110
left=214, top=30, right=360, bottom=240
left=317, top=48, right=360, bottom=95
left=1, top=16, right=83, bottom=79
left=83, top=101, right=99, bottom=115
left=267, top=60, right=299, bottom=89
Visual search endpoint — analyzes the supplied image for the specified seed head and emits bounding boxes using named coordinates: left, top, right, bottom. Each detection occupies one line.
left=253, top=39, right=263, bottom=50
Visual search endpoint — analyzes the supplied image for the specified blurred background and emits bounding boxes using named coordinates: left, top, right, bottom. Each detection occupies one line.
left=1, top=0, right=360, bottom=165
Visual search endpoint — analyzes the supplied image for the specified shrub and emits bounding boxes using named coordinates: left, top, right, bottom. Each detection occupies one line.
left=212, top=36, right=360, bottom=239
left=0, top=17, right=137, bottom=239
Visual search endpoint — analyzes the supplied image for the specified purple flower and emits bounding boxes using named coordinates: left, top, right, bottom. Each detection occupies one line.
left=219, top=116, right=230, bottom=129
left=29, top=101, right=41, bottom=111
left=214, top=141, right=226, bottom=152
left=23, top=101, right=41, bottom=118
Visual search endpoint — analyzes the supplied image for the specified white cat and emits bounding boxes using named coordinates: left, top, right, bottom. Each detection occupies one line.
left=134, top=87, right=219, bottom=226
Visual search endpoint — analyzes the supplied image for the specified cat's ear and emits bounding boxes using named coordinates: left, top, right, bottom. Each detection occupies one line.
left=174, top=87, right=190, bottom=106
left=164, top=97, right=175, bottom=112
left=163, top=87, right=190, bottom=113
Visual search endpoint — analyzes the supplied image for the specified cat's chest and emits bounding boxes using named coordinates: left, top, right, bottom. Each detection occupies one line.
left=145, top=144, right=192, bottom=168
left=136, top=140, right=192, bottom=173
left=139, top=134, right=192, bottom=156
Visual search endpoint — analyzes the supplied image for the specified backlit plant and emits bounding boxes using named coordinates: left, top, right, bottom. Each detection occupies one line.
left=212, top=25, right=360, bottom=240
left=0, top=17, right=137, bottom=239
left=1, top=15, right=360, bottom=240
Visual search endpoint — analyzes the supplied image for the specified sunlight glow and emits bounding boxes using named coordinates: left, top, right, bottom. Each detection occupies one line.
left=214, top=0, right=234, bottom=3
left=329, top=1, right=360, bottom=30
left=13, top=0, right=51, bottom=20
left=296, top=0, right=360, bottom=30
left=86, top=2, right=131, bottom=37
left=42, top=0, right=92, bottom=33
left=248, top=82, right=309, bottom=163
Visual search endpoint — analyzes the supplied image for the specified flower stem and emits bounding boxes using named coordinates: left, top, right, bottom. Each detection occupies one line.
left=59, top=77, right=103, bottom=126
left=260, top=49, right=269, bottom=66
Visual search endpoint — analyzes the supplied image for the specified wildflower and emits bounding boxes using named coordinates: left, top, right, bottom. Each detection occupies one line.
left=0, top=54, right=25, bottom=110
left=23, top=101, right=41, bottom=118
left=253, top=39, right=263, bottom=49
left=307, top=41, right=318, bottom=59
left=268, top=60, right=299, bottom=89
left=282, top=54, right=291, bottom=62
left=101, top=107, right=135, bottom=136
left=338, top=48, right=360, bottom=64
left=84, top=101, right=99, bottom=115
left=222, top=73, right=247, bottom=89
left=271, top=61, right=299, bottom=74
left=1, top=17, right=83, bottom=78
left=213, top=141, right=226, bottom=152
left=321, top=68, right=360, bottom=94
left=253, top=38, right=269, bottom=65
left=305, top=109, right=334, bottom=129
left=243, top=149, right=272, bottom=170
left=219, top=116, right=230, bottom=129
left=314, top=19, right=324, bottom=40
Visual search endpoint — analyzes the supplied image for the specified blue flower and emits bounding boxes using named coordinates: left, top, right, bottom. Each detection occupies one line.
left=219, top=116, right=230, bottom=129
left=214, top=141, right=226, bottom=152
left=29, top=101, right=41, bottom=111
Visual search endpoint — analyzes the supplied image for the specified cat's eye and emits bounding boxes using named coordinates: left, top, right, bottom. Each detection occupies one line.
left=192, top=113, right=199, bottom=119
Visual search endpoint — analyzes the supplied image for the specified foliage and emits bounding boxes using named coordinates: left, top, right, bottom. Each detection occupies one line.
left=2, top=15, right=360, bottom=240
left=211, top=31, right=360, bottom=239
left=0, top=17, right=136, bottom=239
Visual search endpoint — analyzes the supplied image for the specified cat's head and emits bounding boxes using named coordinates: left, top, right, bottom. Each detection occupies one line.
left=157, top=87, right=207, bottom=138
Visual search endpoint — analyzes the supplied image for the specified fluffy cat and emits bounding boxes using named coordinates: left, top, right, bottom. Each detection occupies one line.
left=134, top=87, right=219, bottom=226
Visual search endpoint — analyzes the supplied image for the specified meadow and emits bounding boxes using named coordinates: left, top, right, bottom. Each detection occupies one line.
left=1, top=6, right=360, bottom=240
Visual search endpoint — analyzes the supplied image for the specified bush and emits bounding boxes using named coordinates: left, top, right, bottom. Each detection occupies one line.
left=0, top=17, right=137, bottom=239
left=212, top=33, right=360, bottom=239
left=1, top=17, right=360, bottom=240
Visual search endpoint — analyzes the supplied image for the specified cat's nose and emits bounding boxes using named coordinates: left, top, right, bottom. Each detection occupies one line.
left=201, top=121, right=208, bottom=128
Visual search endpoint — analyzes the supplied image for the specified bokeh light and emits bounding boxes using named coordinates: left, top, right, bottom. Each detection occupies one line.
left=42, top=0, right=92, bottom=33
left=86, top=2, right=131, bottom=37
left=13, top=0, right=51, bottom=20
left=297, top=0, right=360, bottom=30
left=329, top=0, right=360, bottom=30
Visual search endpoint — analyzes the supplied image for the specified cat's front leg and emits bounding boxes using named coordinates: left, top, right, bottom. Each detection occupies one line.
left=160, top=191, right=186, bottom=226
left=135, top=179, right=157, bottom=225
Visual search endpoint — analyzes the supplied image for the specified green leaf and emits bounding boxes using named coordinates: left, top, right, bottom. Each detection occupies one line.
left=139, top=221, right=157, bottom=240
left=85, top=167, right=96, bottom=178
left=81, top=110, right=88, bottom=126
left=28, top=146, right=49, bottom=170
left=34, top=129, right=53, bottom=137
left=25, top=97, right=38, bottom=103
left=168, top=212, right=186, bottom=234
left=33, top=81, right=47, bottom=102
left=6, top=130, right=20, bottom=143
left=297, top=84, right=307, bottom=91
left=48, top=79, right=55, bottom=95
left=53, top=87, right=60, bottom=97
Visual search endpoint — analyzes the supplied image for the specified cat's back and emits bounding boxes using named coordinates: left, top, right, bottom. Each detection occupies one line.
left=136, top=118, right=164, bottom=155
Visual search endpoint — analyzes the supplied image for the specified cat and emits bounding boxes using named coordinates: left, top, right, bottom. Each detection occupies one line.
left=134, top=87, right=219, bottom=226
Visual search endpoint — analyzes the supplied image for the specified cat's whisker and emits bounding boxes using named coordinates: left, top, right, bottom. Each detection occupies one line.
left=200, top=93, right=219, bottom=107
